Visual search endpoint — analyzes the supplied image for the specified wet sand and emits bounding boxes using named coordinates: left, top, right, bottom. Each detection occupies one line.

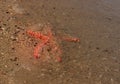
left=0, top=0, right=120, bottom=84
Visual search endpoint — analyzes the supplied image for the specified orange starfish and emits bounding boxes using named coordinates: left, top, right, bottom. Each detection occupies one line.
left=26, top=26, right=79, bottom=62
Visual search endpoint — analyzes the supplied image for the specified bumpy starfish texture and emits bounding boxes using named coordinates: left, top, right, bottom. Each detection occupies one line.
left=26, top=27, right=79, bottom=62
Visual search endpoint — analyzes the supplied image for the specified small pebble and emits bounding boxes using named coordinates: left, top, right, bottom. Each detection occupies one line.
left=1, top=52, right=4, bottom=55
left=0, top=27, right=5, bottom=31
left=96, top=47, right=100, bottom=50
left=41, top=73, right=45, bottom=76
left=10, top=57, right=18, bottom=61
left=10, top=36, right=18, bottom=41
left=11, top=47, right=15, bottom=50
left=4, top=65, right=8, bottom=68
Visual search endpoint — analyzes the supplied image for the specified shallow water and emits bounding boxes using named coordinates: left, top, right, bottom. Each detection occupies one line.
left=0, top=0, right=120, bottom=84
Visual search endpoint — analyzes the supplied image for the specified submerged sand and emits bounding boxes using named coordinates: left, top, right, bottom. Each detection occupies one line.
left=0, top=0, right=120, bottom=84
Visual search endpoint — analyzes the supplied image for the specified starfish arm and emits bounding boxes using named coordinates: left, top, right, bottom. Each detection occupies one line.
left=27, top=30, right=50, bottom=41
left=26, top=30, right=43, bottom=39
left=62, top=37, right=80, bottom=42
left=34, top=43, right=45, bottom=58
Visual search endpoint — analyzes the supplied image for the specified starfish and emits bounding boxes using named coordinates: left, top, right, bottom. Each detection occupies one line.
left=26, top=25, right=79, bottom=62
